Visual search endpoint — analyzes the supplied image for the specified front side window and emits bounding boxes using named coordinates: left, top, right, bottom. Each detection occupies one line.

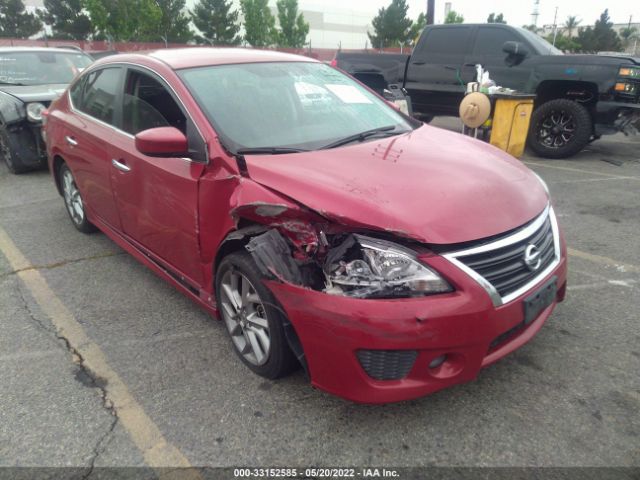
left=77, top=68, right=122, bottom=125
left=122, top=70, right=186, bottom=135
left=178, top=62, right=415, bottom=152
left=0, top=51, right=92, bottom=86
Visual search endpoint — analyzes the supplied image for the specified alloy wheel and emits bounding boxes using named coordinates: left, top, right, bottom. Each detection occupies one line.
left=62, top=169, right=84, bottom=225
left=536, top=110, right=576, bottom=149
left=219, top=269, right=271, bottom=366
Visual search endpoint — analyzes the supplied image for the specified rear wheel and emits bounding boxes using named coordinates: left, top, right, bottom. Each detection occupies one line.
left=59, top=163, right=96, bottom=233
left=216, top=251, right=298, bottom=379
left=0, top=126, right=29, bottom=174
left=528, top=99, right=592, bottom=159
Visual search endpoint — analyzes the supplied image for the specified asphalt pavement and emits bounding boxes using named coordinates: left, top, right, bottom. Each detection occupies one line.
left=0, top=119, right=638, bottom=476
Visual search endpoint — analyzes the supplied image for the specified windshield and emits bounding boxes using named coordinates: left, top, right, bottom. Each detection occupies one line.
left=0, top=51, right=93, bottom=86
left=178, top=62, right=415, bottom=152
left=518, top=28, right=563, bottom=55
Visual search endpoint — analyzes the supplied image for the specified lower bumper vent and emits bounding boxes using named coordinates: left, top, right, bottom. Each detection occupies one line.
left=356, top=349, right=417, bottom=380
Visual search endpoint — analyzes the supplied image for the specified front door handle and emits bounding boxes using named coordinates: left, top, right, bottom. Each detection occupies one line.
left=111, top=159, right=131, bottom=172
left=65, top=135, right=78, bottom=147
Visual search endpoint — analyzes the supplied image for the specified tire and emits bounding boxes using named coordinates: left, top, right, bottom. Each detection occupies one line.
left=527, top=99, right=592, bottom=159
left=216, top=251, right=299, bottom=379
left=0, top=125, right=30, bottom=174
left=58, top=163, right=97, bottom=234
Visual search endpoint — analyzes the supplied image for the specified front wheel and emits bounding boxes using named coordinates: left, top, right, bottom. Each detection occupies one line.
left=215, top=251, right=299, bottom=379
left=59, top=163, right=97, bottom=233
left=527, top=99, right=592, bottom=159
left=0, top=126, right=29, bottom=174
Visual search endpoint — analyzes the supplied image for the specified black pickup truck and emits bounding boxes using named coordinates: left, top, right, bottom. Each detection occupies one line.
left=335, top=24, right=640, bottom=158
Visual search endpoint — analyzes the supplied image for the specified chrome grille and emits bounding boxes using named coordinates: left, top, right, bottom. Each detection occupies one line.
left=444, top=207, right=560, bottom=306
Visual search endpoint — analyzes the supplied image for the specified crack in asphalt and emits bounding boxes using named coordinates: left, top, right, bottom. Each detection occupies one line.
left=16, top=279, right=55, bottom=335
left=0, top=250, right=124, bottom=279
left=14, top=277, right=120, bottom=477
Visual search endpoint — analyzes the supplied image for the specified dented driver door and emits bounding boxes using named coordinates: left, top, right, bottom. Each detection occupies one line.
left=109, top=67, right=207, bottom=286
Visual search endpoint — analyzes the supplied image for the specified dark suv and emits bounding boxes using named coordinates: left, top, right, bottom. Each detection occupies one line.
left=336, top=24, right=640, bottom=158
left=0, top=47, right=93, bottom=173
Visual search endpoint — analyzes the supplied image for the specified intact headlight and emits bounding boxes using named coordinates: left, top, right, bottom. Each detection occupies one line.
left=618, top=66, right=640, bottom=78
left=26, top=102, right=47, bottom=122
left=324, top=234, right=452, bottom=299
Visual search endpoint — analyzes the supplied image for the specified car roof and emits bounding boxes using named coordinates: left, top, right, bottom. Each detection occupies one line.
left=101, top=47, right=318, bottom=70
left=0, top=46, right=91, bottom=55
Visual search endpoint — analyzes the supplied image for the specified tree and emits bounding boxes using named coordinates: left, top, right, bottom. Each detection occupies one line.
left=368, top=0, right=413, bottom=49
left=563, top=15, right=580, bottom=38
left=0, top=0, right=42, bottom=38
left=39, top=0, right=92, bottom=40
left=84, top=0, right=161, bottom=41
left=155, top=0, right=192, bottom=44
left=487, top=13, right=506, bottom=24
left=407, top=12, right=426, bottom=45
left=275, top=0, right=308, bottom=48
left=240, top=0, right=276, bottom=47
left=546, top=33, right=579, bottom=52
left=444, top=10, right=464, bottom=24
left=576, top=10, right=621, bottom=53
left=191, top=0, right=240, bottom=45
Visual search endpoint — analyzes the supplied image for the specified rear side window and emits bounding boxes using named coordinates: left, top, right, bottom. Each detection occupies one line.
left=415, top=27, right=473, bottom=57
left=473, top=28, right=520, bottom=55
left=76, top=68, right=121, bottom=125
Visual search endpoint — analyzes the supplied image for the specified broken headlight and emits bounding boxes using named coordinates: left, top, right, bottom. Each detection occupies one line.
left=324, top=235, right=452, bottom=298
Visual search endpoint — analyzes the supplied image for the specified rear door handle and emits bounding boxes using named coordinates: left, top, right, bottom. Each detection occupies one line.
left=65, top=135, right=78, bottom=147
left=111, top=159, right=131, bottom=172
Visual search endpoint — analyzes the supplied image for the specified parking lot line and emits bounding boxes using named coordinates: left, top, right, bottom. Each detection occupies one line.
left=0, top=227, right=201, bottom=479
left=568, top=247, right=640, bottom=274
left=524, top=161, right=640, bottom=180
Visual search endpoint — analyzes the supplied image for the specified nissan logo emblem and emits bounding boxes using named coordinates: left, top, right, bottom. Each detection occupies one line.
left=523, top=244, right=542, bottom=271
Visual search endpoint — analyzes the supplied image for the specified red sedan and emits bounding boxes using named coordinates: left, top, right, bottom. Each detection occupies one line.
left=44, top=48, right=567, bottom=403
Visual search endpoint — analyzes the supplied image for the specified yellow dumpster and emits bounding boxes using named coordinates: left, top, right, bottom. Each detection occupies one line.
left=489, top=93, right=536, bottom=158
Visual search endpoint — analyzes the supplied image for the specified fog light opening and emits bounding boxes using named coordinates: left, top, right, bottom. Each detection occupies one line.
left=429, top=355, right=447, bottom=369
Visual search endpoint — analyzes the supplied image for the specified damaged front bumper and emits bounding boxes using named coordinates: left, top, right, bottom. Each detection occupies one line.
left=264, top=253, right=568, bottom=404
left=3, top=121, right=47, bottom=168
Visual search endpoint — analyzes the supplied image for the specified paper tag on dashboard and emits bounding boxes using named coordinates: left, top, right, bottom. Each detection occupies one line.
left=326, top=84, right=372, bottom=104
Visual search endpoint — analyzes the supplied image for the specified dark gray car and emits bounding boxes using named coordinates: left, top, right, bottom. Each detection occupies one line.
left=0, top=47, right=93, bottom=173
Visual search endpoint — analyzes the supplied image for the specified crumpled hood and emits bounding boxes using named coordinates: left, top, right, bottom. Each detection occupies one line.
left=244, top=125, right=548, bottom=245
left=0, top=83, right=68, bottom=103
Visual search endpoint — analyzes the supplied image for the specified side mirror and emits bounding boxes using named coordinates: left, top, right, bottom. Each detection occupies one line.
left=502, top=41, right=528, bottom=57
left=135, top=127, right=189, bottom=157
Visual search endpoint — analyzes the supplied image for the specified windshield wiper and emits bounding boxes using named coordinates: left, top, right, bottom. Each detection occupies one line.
left=0, top=81, right=26, bottom=86
left=236, top=147, right=309, bottom=155
left=320, top=125, right=402, bottom=150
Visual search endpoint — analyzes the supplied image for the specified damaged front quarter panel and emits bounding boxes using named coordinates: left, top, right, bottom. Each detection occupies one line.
left=228, top=181, right=451, bottom=301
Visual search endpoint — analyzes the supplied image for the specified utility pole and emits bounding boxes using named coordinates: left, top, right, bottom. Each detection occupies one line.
left=426, top=0, right=435, bottom=25
left=552, top=6, right=559, bottom=46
